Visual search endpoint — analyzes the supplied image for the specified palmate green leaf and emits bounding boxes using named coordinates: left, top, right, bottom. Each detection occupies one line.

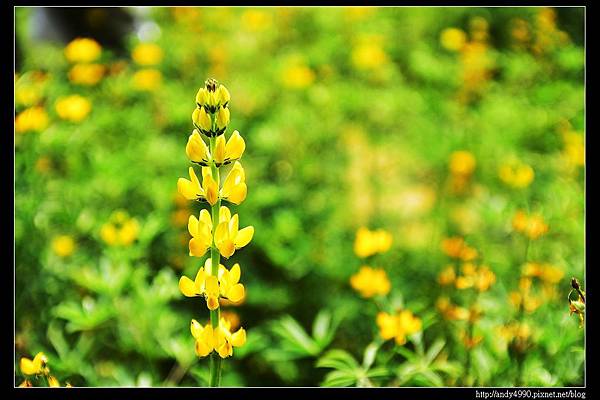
left=362, top=341, right=380, bottom=370
left=316, top=349, right=359, bottom=372
left=321, top=370, right=358, bottom=387
left=271, top=315, right=320, bottom=356
left=425, top=338, right=445, bottom=364
left=53, top=298, right=115, bottom=333
left=366, top=366, right=393, bottom=380
left=312, top=309, right=334, bottom=345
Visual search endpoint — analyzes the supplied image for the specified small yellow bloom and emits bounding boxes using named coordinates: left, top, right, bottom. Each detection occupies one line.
left=437, top=265, right=456, bottom=286
left=440, top=28, right=467, bottom=51
left=441, top=237, right=477, bottom=261
left=218, top=262, right=246, bottom=303
left=15, top=82, right=44, bottom=107
left=216, top=106, right=230, bottom=131
left=190, top=318, right=246, bottom=358
left=220, top=161, right=248, bottom=205
left=562, top=131, right=584, bottom=166
left=499, top=161, right=534, bottom=188
left=20, top=352, right=48, bottom=376
left=15, top=106, right=49, bottom=133
left=132, top=43, right=163, bottom=66
left=186, top=130, right=211, bottom=165
left=351, top=37, right=388, bottom=70
left=100, top=210, right=140, bottom=246
left=449, top=151, right=476, bottom=176
left=177, top=166, right=219, bottom=206
left=512, top=210, right=548, bottom=240
left=376, top=310, right=422, bottom=346
left=240, top=10, right=272, bottom=32
left=55, top=95, right=92, bottom=122
left=52, top=235, right=75, bottom=258
left=353, top=227, right=393, bottom=258
left=192, top=106, right=213, bottom=133
left=68, top=63, right=105, bottom=86
left=281, top=64, right=315, bottom=89
left=214, top=206, right=254, bottom=258
left=349, top=266, right=391, bottom=298
left=64, top=38, right=102, bottom=63
left=133, top=69, right=162, bottom=91
left=187, top=209, right=213, bottom=257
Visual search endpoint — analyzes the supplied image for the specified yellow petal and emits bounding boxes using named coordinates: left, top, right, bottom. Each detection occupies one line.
left=203, top=174, right=219, bottom=206
left=199, top=209, right=212, bottom=230
left=194, top=267, right=206, bottom=292
left=48, top=376, right=60, bottom=387
left=186, top=130, right=210, bottom=163
left=179, top=276, right=199, bottom=297
left=226, top=182, right=247, bottom=205
left=214, top=135, right=226, bottom=165
left=229, top=214, right=239, bottom=238
left=227, top=283, right=245, bottom=303
left=235, top=226, right=254, bottom=249
left=217, top=341, right=233, bottom=358
left=216, top=107, right=230, bottom=130
left=189, top=237, right=209, bottom=257
left=218, top=239, right=235, bottom=259
left=230, top=263, right=241, bottom=284
left=177, top=178, right=198, bottom=201
left=225, top=130, right=245, bottom=161
left=20, top=358, right=37, bottom=375
left=206, top=295, right=219, bottom=310
left=219, top=206, right=231, bottom=222
left=221, top=162, right=245, bottom=199
left=230, top=327, right=246, bottom=347
left=217, top=85, right=230, bottom=105
left=188, top=215, right=199, bottom=237
left=193, top=106, right=212, bottom=132
left=195, top=339, right=212, bottom=357
left=205, top=275, right=220, bottom=297
left=190, top=319, right=203, bottom=339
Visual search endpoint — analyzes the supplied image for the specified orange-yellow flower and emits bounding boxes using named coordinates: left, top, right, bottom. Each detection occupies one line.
left=353, top=227, right=393, bottom=258
left=376, top=310, right=422, bottom=345
left=349, top=266, right=391, bottom=298
left=64, top=38, right=102, bottom=63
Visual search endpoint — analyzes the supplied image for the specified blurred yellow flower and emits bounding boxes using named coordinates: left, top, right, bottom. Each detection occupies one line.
left=449, top=150, right=476, bottom=176
left=376, top=310, right=422, bottom=345
left=441, top=237, right=478, bottom=261
left=512, top=210, right=548, bottom=240
left=436, top=297, right=470, bottom=321
left=350, top=266, right=391, bottom=298
left=20, top=352, right=48, bottom=376
left=68, top=63, right=105, bottom=86
left=132, top=43, right=164, bottom=66
left=438, top=265, right=456, bottom=286
left=354, top=227, right=393, bottom=258
left=100, top=210, right=140, bottom=246
left=281, top=64, right=315, bottom=89
left=351, top=38, right=388, bottom=70
left=240, top=10, right=272, bottom=32
left=55, top=95, right=92, bottom=122
left=133, top=69, right=162, bottom=91
left=562, top=131, right=584, bottom=166
left=499, top=161, right=534, bottom=188
left=52, top=235, right=76, bottom=258
left=220, top=310, right=241, bottom=331
left=522, top=262, right=564, bottom=284
left=15, top=106, right=49, bottom=133
left=64, top=37, right=102, bottom=63
left=48, top=376, right=60, bottom=387
left=440, top=28, right=467, bottom=51
left=15, top=83, right=43, bottom=107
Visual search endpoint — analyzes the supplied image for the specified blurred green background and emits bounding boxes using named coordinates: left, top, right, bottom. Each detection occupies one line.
left=14, top=7, right=584, bottom=387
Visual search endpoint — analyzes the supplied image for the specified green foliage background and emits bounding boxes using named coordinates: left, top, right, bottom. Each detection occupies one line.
left=14, top=7, right=584, bottom=387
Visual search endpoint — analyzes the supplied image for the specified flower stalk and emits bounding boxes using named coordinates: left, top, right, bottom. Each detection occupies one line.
left=177, top=78, right=252, bottom=387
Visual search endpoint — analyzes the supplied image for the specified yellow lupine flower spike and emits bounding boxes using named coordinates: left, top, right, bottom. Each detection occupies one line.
left=215, top=207, right=254, bottom=258
left=220, top=161, right=247, bottom=205
left=188, top=209, right=213, bottom=257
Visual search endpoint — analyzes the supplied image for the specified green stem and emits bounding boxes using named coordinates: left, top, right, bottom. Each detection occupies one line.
left=208, top=133, right=222, bottom=387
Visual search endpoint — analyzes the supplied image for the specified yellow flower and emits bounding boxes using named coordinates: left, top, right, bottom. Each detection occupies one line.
left=474, top=265, right=496, bottom=292
left=376, top=310, right=422, bottom=345
left=15, top=107, right=49, bottom=133
left=562, top=131, right=584, bottom=166
left=240, top=10, right=272, bottom=32
left=437, top=265, right=456, bottom=286
left=187, top=209, right=213, bottom=257
left=440, top=28, right=467, bottom=51
left=216, top=107, right=230, bottom=131
left=220, top=310, right=241, bottom=331
left=212, top=130, right=246, bottom=166
left=281, top=64, right=315, bottom=89
left=196, top=84, right=230, bottom=110
left=192, top=106, right=213, bottom=134
left=436, top=297, right=470, bottom=321
left=15, top=82, right=44, bottom=107
left=52, top=235, right=75, bottom=258
left=351, top=37, right=388, bottom=70
left=218, top=262, right=246, bottom=303
left=353, top=227, right=393, bottom=258
left=64, top=38, right=102, bottom=63
left=48, top=376, right=60, bottom=387
left=441, top=237, right=477, bottom=261
left=449, top=151, right=476, bottom=176
left=55, top=95, right=92, bottom=122
left=214, top=206, right=254, bottom=258
left=186, top=130, right=211, bottom=165
left=68, top=63, right=105, bottom=86
left=20, top=352, right=48, bottom=376
left=220, top=161, right=248, bottom=205
left=133, top=69, right=162, bottom=91
left=190, top=318, right=246, bottom=358
left=177, top=166, right=219, bottom=205
left=100, top=211, right=140, bottom=246
left=499, top=161, right=534, bottom=188
left=132, top=43, right=163, bottom=66
left=349, top=266, right=391, bottom=298
left=512, top=210, right=548, bottom=240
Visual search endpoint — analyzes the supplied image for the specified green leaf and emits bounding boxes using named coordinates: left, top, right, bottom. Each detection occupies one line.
left=312, top=310, right=332, bottom=344
left=425, top=339, right=445, bottom=364
left=321, top=370, right=358, bottom=387
left=271, top=315, right=320, bottom=356
left=362, top=341, right=379, bottom=370
left=317, top=349, right=360, bottom=372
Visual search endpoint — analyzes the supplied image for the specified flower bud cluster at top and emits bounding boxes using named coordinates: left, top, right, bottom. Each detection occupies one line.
left=193, top=78, right=231, bottom=137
